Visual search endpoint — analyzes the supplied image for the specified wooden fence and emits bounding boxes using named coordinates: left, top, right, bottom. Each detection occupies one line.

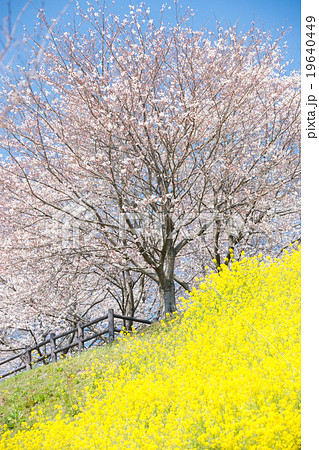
left=0, top=309, right=153, bottom=380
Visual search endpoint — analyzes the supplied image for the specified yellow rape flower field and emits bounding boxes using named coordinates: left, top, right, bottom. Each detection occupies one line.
left=0, top=248, right=300, bottom=449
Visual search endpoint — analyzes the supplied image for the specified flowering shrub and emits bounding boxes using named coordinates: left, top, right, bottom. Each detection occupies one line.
left=0, top=248, right=300, bottom=449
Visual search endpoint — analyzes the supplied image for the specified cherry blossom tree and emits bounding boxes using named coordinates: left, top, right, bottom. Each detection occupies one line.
left=0, top=161, right=157, bottom=358
left=0, top=0, right=300, bottom=345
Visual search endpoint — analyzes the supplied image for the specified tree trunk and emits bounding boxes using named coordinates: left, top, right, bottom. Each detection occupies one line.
left=159, top=280, right=176, bottom=319
left=123, top=269, right=134, bottom=331
left=158, top=244, right=177, bottom=318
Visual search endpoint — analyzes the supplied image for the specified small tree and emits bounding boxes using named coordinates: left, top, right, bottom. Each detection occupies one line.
left=0, top=1, right=300, bottom=323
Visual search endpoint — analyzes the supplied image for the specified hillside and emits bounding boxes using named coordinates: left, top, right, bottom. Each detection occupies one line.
left=0, top=248, right=301, bottom=449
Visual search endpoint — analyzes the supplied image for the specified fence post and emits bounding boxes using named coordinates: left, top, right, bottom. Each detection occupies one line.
left=50, top=333, right=57, bottom=363
left=78, top=322, right=84, bottom=352
left=25, top=346, right=32, bottom=370
left=108, top=309, right=114, bottom=343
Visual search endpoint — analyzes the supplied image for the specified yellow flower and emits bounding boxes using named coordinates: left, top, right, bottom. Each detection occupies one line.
left=0, top=249, right=300, bottom=450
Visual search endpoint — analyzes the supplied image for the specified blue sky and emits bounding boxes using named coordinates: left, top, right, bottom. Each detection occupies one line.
left=1, top=0, right=301, bottom=71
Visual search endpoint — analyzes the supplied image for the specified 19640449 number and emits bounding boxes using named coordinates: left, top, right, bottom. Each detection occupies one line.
left=306, top=16, right=316, bottom=78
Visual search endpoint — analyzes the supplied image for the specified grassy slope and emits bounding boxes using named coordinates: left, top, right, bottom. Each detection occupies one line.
left=0, top=322, right=161, bottom=432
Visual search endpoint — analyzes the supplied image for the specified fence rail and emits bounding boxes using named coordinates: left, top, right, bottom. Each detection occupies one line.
left=0, top=309, right=153, bottom=380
